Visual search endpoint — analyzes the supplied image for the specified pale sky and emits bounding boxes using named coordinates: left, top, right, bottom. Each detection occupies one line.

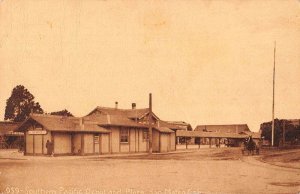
left=0, top=0, right=300, bottom=132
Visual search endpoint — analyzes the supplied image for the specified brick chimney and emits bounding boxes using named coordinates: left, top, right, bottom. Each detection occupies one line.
left=79, top=118, right=84, bottom=130
left=132, top=103, right=136, bottom=109
left=149, top=93, right=152, bottom=113
left=115, top=101, right=118, bottom=109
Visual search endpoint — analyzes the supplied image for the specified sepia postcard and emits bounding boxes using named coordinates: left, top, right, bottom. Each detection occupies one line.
left=0, top=0, right=300, bottom=193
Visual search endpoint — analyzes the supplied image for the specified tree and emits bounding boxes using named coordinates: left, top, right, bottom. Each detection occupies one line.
left=4, top=85, right=44, bottom=122
left=260, top=119, right=300, bottom=146
left=260, top=119, right=282, bottom=146
left=50, top=109, right=74, bottom=117
left=285, top=123, right=300, bottom=144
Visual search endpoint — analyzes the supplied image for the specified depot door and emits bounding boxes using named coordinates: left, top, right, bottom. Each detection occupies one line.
left=94, top=135, right=100, bottom=154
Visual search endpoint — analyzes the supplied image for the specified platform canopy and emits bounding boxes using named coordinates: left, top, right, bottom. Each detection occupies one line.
left=176, top=130, right=260, bottom=139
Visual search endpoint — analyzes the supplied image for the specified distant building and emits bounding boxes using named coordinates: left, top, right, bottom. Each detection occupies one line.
left=176, top=124, right=260, bottom=147
left=195, top=124, right=250, bottom=133
left=160, top=121, right=192, bottom=131
left=0, top=121, right=23, bottom=149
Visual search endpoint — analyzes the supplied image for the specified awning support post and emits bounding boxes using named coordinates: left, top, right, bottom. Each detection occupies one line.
left=185, top=137, right=188, bottom=149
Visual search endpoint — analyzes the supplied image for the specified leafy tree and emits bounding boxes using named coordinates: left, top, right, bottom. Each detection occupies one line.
left=4, top=85, right=43, bottom=122
left=50, top=109, right=74, bottom=117
left=261, top=119, right=300, bottom=146
left=261, top=119, right=282, bottom=146
left=286, top=123, right=300, bottom=144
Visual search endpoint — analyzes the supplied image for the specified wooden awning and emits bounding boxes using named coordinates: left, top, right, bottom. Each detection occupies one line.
left=176, top=130, right=260, bottom=139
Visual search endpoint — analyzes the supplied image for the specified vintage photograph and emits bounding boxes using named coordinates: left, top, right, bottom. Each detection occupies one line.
left=0, top=0, right=300, bottom=193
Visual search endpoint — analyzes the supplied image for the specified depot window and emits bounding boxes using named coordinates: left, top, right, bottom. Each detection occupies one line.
left=120, top=128, right=129, bottom=143
left=143, top=130, right=149, bottom=141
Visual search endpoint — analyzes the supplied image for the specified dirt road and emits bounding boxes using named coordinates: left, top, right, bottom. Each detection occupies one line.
left=0, top=148, right=299, bottom=194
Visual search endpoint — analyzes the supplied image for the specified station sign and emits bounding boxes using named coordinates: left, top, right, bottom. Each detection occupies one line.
left=28, top=130, right=47, bottom=135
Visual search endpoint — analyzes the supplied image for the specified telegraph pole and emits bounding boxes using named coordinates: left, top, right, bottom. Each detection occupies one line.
left=271, top=41, right=276, bottom=147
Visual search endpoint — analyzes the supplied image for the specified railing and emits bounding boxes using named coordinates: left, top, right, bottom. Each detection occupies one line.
left=176, top=143, right=227, bottom=150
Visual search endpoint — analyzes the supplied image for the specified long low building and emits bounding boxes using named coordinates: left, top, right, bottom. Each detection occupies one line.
left=15, top=100, right=178, bottom=156
left=177, top=124, right=261, bottom=147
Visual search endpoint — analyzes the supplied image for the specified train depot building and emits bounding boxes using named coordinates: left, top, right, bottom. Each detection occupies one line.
left=16, top=101, right=179, bottom=156
left=13, top=93, right=261, bottom=156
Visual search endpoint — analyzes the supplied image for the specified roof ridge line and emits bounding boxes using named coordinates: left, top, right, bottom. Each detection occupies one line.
left=96, top=106, right=149, bottom=111
left=31, top=113, right=80, bottom=119
left=196, top=124, right=248, bottom=127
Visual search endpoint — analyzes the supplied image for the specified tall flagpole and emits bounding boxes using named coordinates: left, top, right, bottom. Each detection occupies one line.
left=148, top=93, right=153, bottom=154
left=271, top=41, right=276, bottom=147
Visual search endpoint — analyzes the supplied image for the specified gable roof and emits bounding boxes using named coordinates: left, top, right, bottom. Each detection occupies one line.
left=158, top=120, right=192, bottom=131
left=84, top=114, right=148, bottom=128
left=84, top=106, right=184, bottom=133
left=85, top=106, right=164, bottom=128
left=0, top=121, right=21, bottom=136
left=154, top=126, right=174, bottom=133
left=86, top=106, right=161, bottom=120
left=86, top=106, right=149, bottom=117
left=194, top=124, right=250, bottom=133
left=16, top=114, right=110, bottom=133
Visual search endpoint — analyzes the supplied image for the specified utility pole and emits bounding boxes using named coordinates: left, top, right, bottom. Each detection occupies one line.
left=148, top=93, right=153, bottom=154
left=271, top=41, right=276, bottom=147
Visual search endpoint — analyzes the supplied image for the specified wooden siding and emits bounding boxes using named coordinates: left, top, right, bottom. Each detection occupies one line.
left=84, top=134, right=94, bottom=154
left=34, top=135, right=43, bottom=154
left=170, top=132, right=176, bottom=151
left=152, top=130, right=160, bottom=152
left=160, top=133, right=169, bottom=152
left=101, top=133, right=110, bottom=153
left=129, top=128, right=136, bottom=152
left=111, top=127, right=120, bottom=153
left=73, top=133, right=82, bottom=154
left=54, top=133, right=71, bottom=154
left=25, top=131, right=33, bottom=154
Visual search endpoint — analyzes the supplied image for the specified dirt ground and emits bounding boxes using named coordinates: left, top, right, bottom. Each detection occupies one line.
left=0, top=148, right=299, bottom=194
left=260, top=148, right=300, bottom=169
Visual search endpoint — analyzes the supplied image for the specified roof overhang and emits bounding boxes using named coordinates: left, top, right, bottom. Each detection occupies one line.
left=176, top=130, right=260, bottom=139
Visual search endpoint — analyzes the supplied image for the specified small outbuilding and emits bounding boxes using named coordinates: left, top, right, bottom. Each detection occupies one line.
left=16, top=114, right=110, bottom=156
left=0, top=121, right=23, bottom=149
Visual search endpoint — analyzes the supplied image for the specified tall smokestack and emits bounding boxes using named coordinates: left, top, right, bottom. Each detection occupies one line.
left=115, top=101, right=118, bottom=109
left=132, top=103, right=136, bottom=109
